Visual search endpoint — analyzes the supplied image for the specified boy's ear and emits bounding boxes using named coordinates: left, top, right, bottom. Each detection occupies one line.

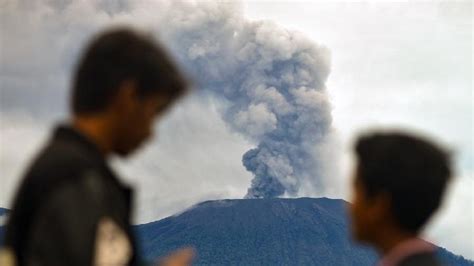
left=111, top=80, right=138, bottom=111
left=371, top=192, right=392, bottom=220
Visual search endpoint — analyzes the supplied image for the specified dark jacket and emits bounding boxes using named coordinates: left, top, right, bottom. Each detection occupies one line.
left=398, top=252, right=442, bottom=266
left=4, top=125, right=139, bottom=266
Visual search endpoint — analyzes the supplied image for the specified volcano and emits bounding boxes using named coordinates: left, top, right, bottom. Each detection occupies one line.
left=134, top=198, right=472, bottom=265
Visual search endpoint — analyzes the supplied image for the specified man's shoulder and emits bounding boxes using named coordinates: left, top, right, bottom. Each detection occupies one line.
left=32, top=135, right=97, bottom=171
left=399, top=252, right=442, bottom=266
left=12, top=134, right=104, bottom=210
left=22, top=134, right=100, bottom=185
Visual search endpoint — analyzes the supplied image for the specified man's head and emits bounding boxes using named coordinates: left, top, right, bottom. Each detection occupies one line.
left=71, top=28, right=188, bottom=156
left=350, top=131, right=451, bottom=244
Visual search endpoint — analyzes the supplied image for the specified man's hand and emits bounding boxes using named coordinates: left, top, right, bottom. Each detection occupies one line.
left=157, top=247, right=195, bottom=266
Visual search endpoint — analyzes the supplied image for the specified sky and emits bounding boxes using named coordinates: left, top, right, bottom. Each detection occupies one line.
left=0, top=0, right=472, bottom=260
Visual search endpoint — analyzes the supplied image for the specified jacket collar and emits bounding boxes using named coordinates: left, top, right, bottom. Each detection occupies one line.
left=53, top=123, right=105, bottom=161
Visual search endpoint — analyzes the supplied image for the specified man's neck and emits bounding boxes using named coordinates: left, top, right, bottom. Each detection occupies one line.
left=72, top=115, right=114, bottom=156
left=376, top=229, right=417, bottom=256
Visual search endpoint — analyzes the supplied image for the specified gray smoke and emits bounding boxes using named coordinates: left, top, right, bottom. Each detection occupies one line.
left=0, top=0, right=332, bottom=199
left=157, top=2, right=333, bottom=198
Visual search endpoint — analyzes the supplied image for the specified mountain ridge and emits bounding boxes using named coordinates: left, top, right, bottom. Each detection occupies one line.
left=0, top=199, right=472, bottom=265
left=134, top=197, right=473, bottom=265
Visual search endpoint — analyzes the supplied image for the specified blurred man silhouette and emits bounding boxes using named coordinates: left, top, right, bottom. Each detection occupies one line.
left=350, top=132, right=452, bottom=266
left=3, top=28, right=193, bottom=266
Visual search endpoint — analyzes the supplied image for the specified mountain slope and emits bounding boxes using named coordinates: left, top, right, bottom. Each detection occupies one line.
left=135, top=198, right=473, bottom=265
left=0, top=208, right=9, bottom=244
left=1, top=200, right=472, bottom=265
left=0, top=208, right=8, bottom=216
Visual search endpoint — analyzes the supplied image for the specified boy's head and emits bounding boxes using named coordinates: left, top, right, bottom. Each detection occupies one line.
left=350, top=131, right=451, bottom=244
left=71, top=28, right=188, bottom=156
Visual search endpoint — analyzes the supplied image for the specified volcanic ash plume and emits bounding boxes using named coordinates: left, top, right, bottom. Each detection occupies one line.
left=160, top=2, right=333, bottom=198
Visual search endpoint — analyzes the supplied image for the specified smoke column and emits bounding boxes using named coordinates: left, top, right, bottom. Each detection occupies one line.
left=158, top=2, right=333, bottom=198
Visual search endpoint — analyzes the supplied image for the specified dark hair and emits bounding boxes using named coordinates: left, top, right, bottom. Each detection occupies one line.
left=71, top=28, right=188, bottom=114
left=355, top=131, right=452, bottom=233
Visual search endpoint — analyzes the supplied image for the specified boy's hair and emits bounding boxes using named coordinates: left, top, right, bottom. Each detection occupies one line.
left=72, top=28, right=187, bottom=114
left=355, top=132, right=452, bottom=233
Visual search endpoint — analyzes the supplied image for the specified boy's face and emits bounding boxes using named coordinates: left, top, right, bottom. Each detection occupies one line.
left=112, top=82, right=172, bottom=156
left=349, top=164, right=389, bottom=244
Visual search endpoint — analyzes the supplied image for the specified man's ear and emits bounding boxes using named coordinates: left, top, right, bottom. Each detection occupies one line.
left=111, top=80, right=138, bottom=112
left=371, top=192, right=392, bottom=221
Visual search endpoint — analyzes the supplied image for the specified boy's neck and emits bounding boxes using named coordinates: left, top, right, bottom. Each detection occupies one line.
left=374, top=225, right=417, bottom=255
left=72, top=115, right=114, bottom=156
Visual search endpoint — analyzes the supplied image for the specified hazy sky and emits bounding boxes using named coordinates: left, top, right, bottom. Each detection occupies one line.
left=0, top=0, right=472, bottom=260
left=241, top=0, right=473, bottom=258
